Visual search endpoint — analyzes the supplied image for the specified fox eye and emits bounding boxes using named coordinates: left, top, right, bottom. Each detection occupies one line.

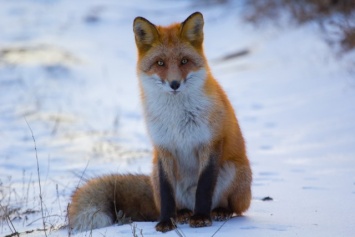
left=181, top=58, right=188, bottom=65
left=157, top=60, right=164, bottom=66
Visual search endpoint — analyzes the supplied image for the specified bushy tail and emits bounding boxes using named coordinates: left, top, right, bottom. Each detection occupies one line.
left=68, top=174, right=159, bottom=232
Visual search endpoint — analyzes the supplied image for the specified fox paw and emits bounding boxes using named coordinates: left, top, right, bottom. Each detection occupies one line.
left=155, top=219, right=176, bottom=233
left=211, top=207, right=232, bottom=221
left=176, top=209, right=193, bottom=224
left=189, top=213, right=212, bottom=228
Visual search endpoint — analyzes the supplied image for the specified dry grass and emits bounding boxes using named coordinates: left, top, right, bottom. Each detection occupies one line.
left=197, top=0, right=355, bottom=53
left=0, top=120, right=67, bottom=237
left=242, top=0, right=355, bottom=52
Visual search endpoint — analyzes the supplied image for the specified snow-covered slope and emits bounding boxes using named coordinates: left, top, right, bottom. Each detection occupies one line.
left=1, top=1, right=354, bottom=236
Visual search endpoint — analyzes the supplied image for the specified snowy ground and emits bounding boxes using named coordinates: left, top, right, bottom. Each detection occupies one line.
left=1, top=0, right=355, bottom=236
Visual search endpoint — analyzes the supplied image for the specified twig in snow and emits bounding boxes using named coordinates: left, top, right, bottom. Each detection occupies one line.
left=130, top=223, right=144, bottom=237
left=25, top=118, right=48, bottom=237
left=210, top=218, right=230, bottom=237
left=56, top=184, right=62, bottom=214
left=170, top=218, right=185, bottom=237
left=0, top=203, right=19, bottom=237
left=67, top=203, right=71, bottom=237
left=26, top=214, right=61, bottom=227
left=25, top=172, right=33, bottom=208
left=75, top=159, right=90, bottom=191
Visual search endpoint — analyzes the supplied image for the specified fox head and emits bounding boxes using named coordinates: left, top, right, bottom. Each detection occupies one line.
left=133, top=12, right=209, bottom=95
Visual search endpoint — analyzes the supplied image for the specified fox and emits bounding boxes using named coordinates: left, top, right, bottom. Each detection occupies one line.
left=68, top=12, right=252, bottom=233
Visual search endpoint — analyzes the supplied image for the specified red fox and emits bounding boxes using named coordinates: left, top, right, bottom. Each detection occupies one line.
left=68, top=12, right=252, bottom=233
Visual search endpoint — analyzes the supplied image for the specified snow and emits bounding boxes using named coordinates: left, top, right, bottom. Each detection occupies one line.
left=1, top=0, right=354, bottom=236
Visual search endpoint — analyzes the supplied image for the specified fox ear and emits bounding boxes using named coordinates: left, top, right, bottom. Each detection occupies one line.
left=181, top=12, right=204, bottom=47
left=133, top=17, right=159, bottom=51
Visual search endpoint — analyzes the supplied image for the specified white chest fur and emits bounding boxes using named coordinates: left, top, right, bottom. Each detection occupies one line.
left=139, top=69, right=238, bottom=211
left=140, top=70, right=213, bottom=151
left=146, top=94, right=211, bottom=150
left=140, top=69, right=216, bottom=209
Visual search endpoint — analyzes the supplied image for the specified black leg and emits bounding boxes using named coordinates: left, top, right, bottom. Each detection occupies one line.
left=190, top=157, right=218, bottom=228
left=155, top=160, right=176, bottom=232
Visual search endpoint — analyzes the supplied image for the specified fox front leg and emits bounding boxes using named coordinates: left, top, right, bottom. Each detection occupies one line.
left=155, top=159, right=176, bottom=232
left=189, top=149, right=219, bottom=228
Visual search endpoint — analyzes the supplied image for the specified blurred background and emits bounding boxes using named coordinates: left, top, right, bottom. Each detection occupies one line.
left=241, top=0, right=355, bottom=53
left=0, top=0, right=354, bottom=236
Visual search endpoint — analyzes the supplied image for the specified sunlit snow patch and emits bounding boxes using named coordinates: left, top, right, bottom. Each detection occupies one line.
left=0, top=44, right=81, bottom=66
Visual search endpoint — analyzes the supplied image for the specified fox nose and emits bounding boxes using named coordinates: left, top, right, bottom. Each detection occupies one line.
left=170, top=80, right=180, bottom=90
